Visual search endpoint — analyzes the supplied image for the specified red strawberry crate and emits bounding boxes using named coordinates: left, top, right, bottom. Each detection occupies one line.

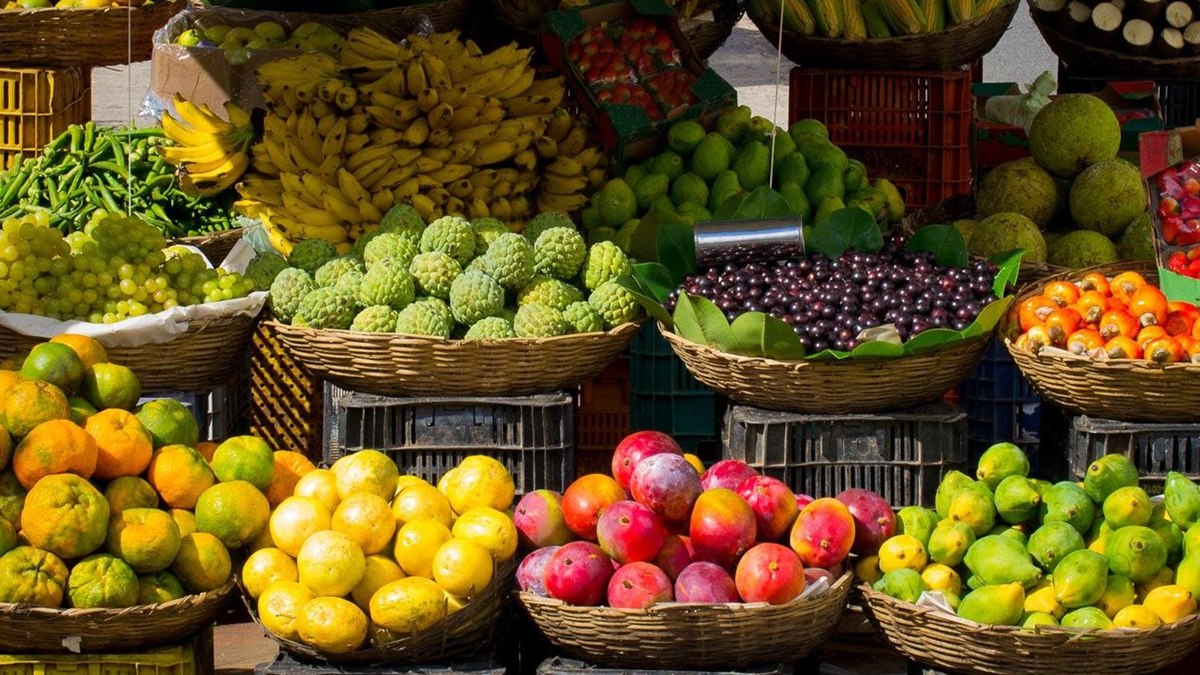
left=789, top=66, right=973, bottom=210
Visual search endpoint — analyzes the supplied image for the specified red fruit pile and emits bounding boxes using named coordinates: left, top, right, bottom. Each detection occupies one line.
left=1156, top=161, right=1200, bottom=246
left=1167, top=248, right=1200, bottom=280
left=514, top=431, right=895, bottom=608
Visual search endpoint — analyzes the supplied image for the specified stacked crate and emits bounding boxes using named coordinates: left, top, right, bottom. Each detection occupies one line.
left=629, top=324, right=723, bottom=462
left=1, top=66, right=90, bottom=169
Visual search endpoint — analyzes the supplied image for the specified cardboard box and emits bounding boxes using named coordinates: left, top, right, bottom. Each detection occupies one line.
left=542, top=0, right=736, bottom=163
left=1140, top=124, right=1200, bottom=303
left=974, top=81, right=1163, bottom=175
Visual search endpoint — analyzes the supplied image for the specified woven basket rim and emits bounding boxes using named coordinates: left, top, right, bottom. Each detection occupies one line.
left=264, top=318, right=642, bottom=346
left=1028, top=0, right=1200, bottom=73
left=0, top=0, right=178, bottom=14
left=172, top=228, right=244, bottom=244
left=776, top=1, right=1013, bottom=47
left=0, top=577, right=234, bottom=618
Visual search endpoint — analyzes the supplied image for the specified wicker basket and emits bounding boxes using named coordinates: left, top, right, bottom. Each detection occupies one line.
left=244, top=558, right=514, bottom=666
left=0, top=313, right=258, bottom=392
left=172, top=228, right=244, bottom=267
left=0, top=1, right=183, bottom=68
left=190, top=0, right=475, bottom=33
left=265, top=319, right=639, bottom=397
left=519, top=572, right=853, bottom=670
left=659, top=325, right=989, bottom=414
left=0, top=578, right=233, bottom=654
left=679, top=0, right=745, bottom=60
left=1004, top=261, right=1200, bottom=423
left=746, top=1, right=1017, bottom=70
left=1029, top=0, right=1200, bottom=78
left=859, top=584, right=1200, bottom=675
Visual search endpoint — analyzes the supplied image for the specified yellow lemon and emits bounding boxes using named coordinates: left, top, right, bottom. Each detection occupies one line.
left=242, top=548, right=298, bottom=599
left=878, top=535, right=928, bottom=573
left=369, top=576, right=447, bottom=634
left=296, top=530, right=366, bottom=597
left=394, top=518, right=453, bottom=579
left=392, top=484, right=454, bottom=528
left=296, top=596, right=369, bottom=654
left=920, top=563, right=962, bottom=597
left=258, top=580, right=315, bottom=641
left=431, top=538, right=493, bottom=598
left=1113, top=604, right=1164, bottom=629
left=450, top=506, right=518, bottom=562
left=332, top=493, right=396, bottom=555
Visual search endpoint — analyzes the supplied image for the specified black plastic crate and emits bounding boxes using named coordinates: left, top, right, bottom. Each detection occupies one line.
left=537, top=658, right=792, bottom=675
left=255, top=652, right=504, bottom=675
left=1057, top=61, right=1199, bottom=129
left=957, top=339, right=1044, bottom=469
left=1068, top=415, right=1200, bottom=492
left=139, top=372, right=245, bottom=443
left=629, top=324, right=722, bottom=460
left=723, top=403, right=968, bottom=508
left=323, top=384, right=575, bottom=494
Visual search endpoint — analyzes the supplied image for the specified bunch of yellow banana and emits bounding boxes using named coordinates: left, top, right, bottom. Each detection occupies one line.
left=159, top=95, right=256, bottom=197
left=235, top=27, right=605, bottom=252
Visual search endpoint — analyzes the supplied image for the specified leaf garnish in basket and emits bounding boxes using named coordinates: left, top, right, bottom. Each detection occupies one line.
left=714, top=185, right=795, bottom=220
left=991, top=248, right=1028, bottom=298
left=673, top=294, right=737, bottom=353
left=655, top=209, right=696, bottom=284
left=617, top=266, right=674, bottom=327
left=900, top=328, right=965, bottom=354
left=908, top=223, right=969, bottom=268
left=961, top=296, right=1015, bottom=340
left=806, top=207, right=884, bottom=260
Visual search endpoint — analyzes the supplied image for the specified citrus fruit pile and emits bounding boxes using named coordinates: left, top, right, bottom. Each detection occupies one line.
left=864, top=443, right=1200, bottom=630
left=0, top=334, right=292, bottom=609
left=247, top=452, right=518, bottom=655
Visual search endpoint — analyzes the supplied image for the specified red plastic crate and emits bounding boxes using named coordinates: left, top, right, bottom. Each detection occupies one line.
left=576, top=356, right=630, bottom=453
left=789, top=66, right=974, bottom=209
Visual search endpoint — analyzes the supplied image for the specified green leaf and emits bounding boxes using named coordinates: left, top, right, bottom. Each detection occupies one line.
left=806, top=348, right=851, bottom=361
left=729, top=313, right=767, bottom=357
left=714, top=192, right=748, bottom=220
left=761, top=315, right=807, bottom=360
left=655, top=210, right=696, bottom=284
left=617, top=272, right=673, bottom=328
left=962, top=296, right=1014, bottom=339
left=629, top=262, right=675, bottom=302
left=672, top=294, right=736, bottom=352
left=730, top=185, right=794, bottom=220
left=806, top=207, right=884, bottom=259
left=909, top=224, right=969, bottom=268
left=990, top=249, right=1028, bottom=298
left=901, top=328, right=965, bottom=355
left=626, top=212, right=661, bottom=263
left=848, top=340, right=906, bottom=358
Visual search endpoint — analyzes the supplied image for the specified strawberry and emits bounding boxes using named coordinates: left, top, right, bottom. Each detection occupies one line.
left=1170, top=252, right=1189, bottom=273
left=1187, top=258, right=1200, bottom=278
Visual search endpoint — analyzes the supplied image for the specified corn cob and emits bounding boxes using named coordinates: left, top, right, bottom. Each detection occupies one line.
left=783, top=0, right=819, bottom=33
left=805, top=0, right=845, bottom=37
left=878, top=0, right=926, bottom=34
left=843, top=0, right=869, bottom=38
left=974, top=0, right=1009, bottom=17
left=946, top=0, right=976, bottom=23
left=920, top=0, right=947, bottom=30
left=862, top=0, right=896, bottom=36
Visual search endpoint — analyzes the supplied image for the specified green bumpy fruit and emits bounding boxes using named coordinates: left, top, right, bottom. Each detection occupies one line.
left=534, top=227, right=587, bottom=280
left=379, top=204, right=425, bottom=238
left=525, top=211, right=575, bottom=243
left=464, top=316, right=516, bottom=340
left=589, top=281, right=642, bottom=329
left=513, top=303, right=569, bottom=338
left=481, top=233, right=535, bottom=291
left=358, top=258, right=416, bottom=310
left=334, top=270, right=363, bottom=294
left=1047, top=230, right=1119, bottom=270
left=420, top=215, right=475, bottom=264
left=350, top=305, right=400, bottom=333
left=581, top=241, right=633, bottom=291
left=363, top=232, right=419, bottom=269
left=449, top=270, right=505, bottom=325
left=394, top=298, right=454, bottom=338
left=563, top=301, right=604, bottom=334
left=471, top=217, right=509, bottom=252
left=350, top=230, right=381, bottom=259
left=294, top=287, right=357, bottom=329
left=314, top=256, right=365, bottom=288
left=268, top=268, right=317, bottom=323
left=287, top=239, right=337, bottom=274
left=518, top=275, right=583, bottom=311
left=244, top=253, right=289, bottom=291
left=409, top=251, right=462, bottom=300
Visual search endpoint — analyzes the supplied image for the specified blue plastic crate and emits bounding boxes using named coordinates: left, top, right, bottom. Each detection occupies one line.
left=628, top=324, right=721, bottom=459
left=957, top=339, right=1043, bottom=469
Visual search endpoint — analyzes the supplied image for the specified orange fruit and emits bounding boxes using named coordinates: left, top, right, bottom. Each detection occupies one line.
left=83, top=363, right=141, bottom=412
left=332, top=493, right=396, bottom=555
left=369, top=576, right=447, bottom=635
left=0, top=378, right=71, bottom=438
left=451, top=506, right=518, bottom=562
left=0, top=424, right=10, bottom=472
left=683, top=453, right=705, bottom=475
left=392, top=483, right=454, bottom=528
left=393, top=518, right=453, bottom=579
left=194, top=480, right=270, bottom=549
left=351, top=554, right=404, bottom=611
left=135, top=399, right=199, bottom=449
left=12, top=419, right=97, bottom=489
left=67, top=396, right=98, bottom=425
left=440, top=455, right=515, bottom=514
left=394, top=475, right=430, bottom=495
left=258, top=580, right=315, bottom=641
left=431, top=539, right=493, bottom=598
left=0, top=545, right=69, bottom=607
left=50, top=335, right=107, bottom=369
left=293, top=469, right=340, bottom=513
left=331, top=450, right=398, bottom=501
left=171, top=532, right=232, bottom=593
left=67, top=553, right=139, bottom=608
left=242, top=547, right=299, bottom=599
left=296, top=596, right=369, bottom=654
left=19, top=343, right=85, bottom=394
left=270, top=496, right=332, bottom=558
left=266, top=451, right=316, bottom=507
left=106, top=507, right=182, bottom=574
left=85, top=409, right=153, bottom=480
left=195, top=441, right=219, bottom=462
left=0, top=350, right=29, bottom=371
left=0, top=470, right=25, bottom=524
left=170, top=509, right=197, bottom=537
left=104, top=476, right=159, bottom=513
left=147, top=444, right=215, bottom=509
left=247, top=520, right=277, bottom=552
left=297, top=530, right=366, bottom=597
left=137, top=570, right=187, bottom=605
left=21, top=472, right=110, bottom=559
left=210, top=436, right=276, bottom=490
left=0, top=370, right=22, bottom=394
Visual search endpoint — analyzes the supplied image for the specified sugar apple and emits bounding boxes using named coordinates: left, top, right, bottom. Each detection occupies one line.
left=288, top=239, right=337, bottom=274
left=524, top=211, right=574, bottom=243
left=589, top=281, right=642, bottom=329
left=363, top=232, right=419, bottom=269
left=513, top=303, right=570, bottom=338
left=482, top=233, right=535, bottom=290
left=518, top=275, right=584, bottom=311
left=294, top=287, right=357, bottom=329
left=395, top=298, right=454, bottom=338
left=358, top=258, right=416, bottom=310
left=334, top=270, right=364, bottom=294
left=351, top=229, right=381, bottom=258
left=409, top=251, right=462, bottom=300
left=449, top=270, right=505, bottom=325
left=472, top=217, right=509, bottom=253
left=466, top=257, right=489, bottom=273
left=314, top=256, right=365, bottom=288
left=379, top=204, right=425, bottom=238
left=534, top=227, right=587, bottom=280
left=563, top=301, right=604, bottom=334
left=464, top=316, right=517, bottom=340
left=420, top=215, right=475, bottom=265
left=351, top=305, right=400, bottom=333
left=245, top=252, right=289, bottom=291
left=268, top=268, right=316, bottom=323
left=581, top=241, right=632, bottom=290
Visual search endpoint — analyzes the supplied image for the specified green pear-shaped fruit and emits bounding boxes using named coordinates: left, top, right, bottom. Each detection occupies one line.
left=873, top=568, right=925, bottom=604
left=1102, top=485, right=1152, bottom=529
left=1021, top=611, right=1059, bottom=628
left=928, top=520, right=975, bottom=567
left=1176, top=554, right=1200, bottom=599
left=957, top=583, right=1025, bottom=626
left=1148, top=515, right=1184, bottom=565
left=895, top=506, right=940, bottom=547
left=949, top=482, right=997, bottom=536
left=1030, top=478, right=1054, bottom=497
left=1060, top=606, right=1113, bottom=630
left=936, top=471, right=975, bottom=519
left=1040, top=481, right=1095, bottom=535
left=1084, top=454, right=1139, bottom=505
left=1185, top=523, right=1200, bottom=558
left=1165, top=471, right=1200, bottom=529
left=977, top=442, right=1031, bottom=490
left=1054, top=549, right=1109, bottom=608
left=964, top=535, right=1043, bottom=588
left=990, top=524, right=1029, bottom=546
left=1106, top=525, right=1167, bottom=583
left=1027, top=521, right=1085, bottom=573
left=1095, top=574, right=1136, bottom=618
left=995, top=475, right=1041, bottom=525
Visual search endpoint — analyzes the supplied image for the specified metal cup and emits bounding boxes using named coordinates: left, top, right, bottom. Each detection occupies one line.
left=693, top=218, right=805, bottom=268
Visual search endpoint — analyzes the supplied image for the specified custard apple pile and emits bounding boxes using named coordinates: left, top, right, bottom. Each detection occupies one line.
left=265, top=206, right=643, bottom=338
